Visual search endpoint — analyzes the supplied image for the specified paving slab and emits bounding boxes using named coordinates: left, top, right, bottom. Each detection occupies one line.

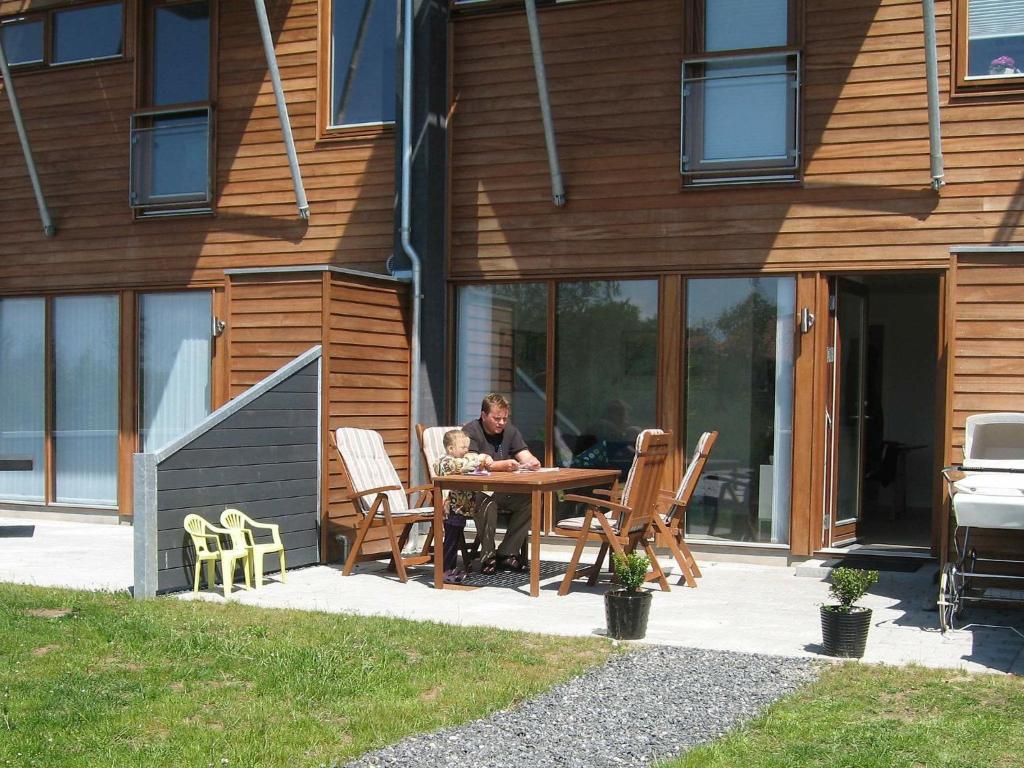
left=2, top=515, right=1022, bottom=673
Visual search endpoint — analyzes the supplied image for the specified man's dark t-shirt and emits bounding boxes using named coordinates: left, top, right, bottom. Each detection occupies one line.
left=462, top=418, right=528, bottom=463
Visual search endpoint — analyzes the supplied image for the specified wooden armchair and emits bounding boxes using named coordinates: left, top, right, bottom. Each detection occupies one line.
left=554, top=429, right=672, bottom=595
left=652, top=430, right=718, bottom=588
left=331, top=427, right=435, bottom=582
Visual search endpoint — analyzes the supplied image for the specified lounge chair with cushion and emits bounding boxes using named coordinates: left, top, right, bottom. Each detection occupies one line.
left=331, top=427, right=435, bottom=582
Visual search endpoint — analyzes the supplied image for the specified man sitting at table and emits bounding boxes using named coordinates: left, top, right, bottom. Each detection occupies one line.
left=462, top=392, right=541, bottom=572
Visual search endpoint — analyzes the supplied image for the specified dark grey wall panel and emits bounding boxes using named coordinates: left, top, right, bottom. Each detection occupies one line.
left=152, top=357, right=320, bottom=594
left=160, top=444, right=316, bottom=471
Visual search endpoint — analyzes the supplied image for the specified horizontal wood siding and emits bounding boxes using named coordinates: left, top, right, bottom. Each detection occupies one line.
left=154, top=359, right=320, bottom=594
left=0, top=0, right=394, bottom=295
left=449, top=0, right=1024, bottom=279
left=949, top=253, right=1024, bottom=559
left=227, top=273, right=325, bottom=394
left=325, top=275, right=411, bottom=558
left=951, top=254, right=1024, bottom=459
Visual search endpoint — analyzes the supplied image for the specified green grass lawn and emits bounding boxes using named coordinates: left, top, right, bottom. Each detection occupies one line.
left=0, top=583, right=614, bottom=768
left=660, top=661, right=1024, bottom=768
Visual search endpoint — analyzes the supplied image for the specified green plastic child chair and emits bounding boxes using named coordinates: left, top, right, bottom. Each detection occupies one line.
left=220, top=508, right=287, bottom=589
left=183, top=514, right=252, bottom=598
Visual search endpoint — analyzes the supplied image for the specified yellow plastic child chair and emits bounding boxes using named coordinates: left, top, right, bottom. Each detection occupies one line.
left=183, top=513, right=252, bottom=598
left=220, top=508, right=287, bottom=589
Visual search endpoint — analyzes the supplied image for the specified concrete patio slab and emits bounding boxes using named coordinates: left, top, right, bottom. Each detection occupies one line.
left=2, top=514, right=1022, bottom=674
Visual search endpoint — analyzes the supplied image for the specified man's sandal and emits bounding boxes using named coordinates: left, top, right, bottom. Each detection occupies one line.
left=497, top=554, right=527, bottom=572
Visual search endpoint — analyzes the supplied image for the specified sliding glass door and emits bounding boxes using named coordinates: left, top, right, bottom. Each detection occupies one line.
left=139, top=292, right=212, bottom=452
left=685, top=277, right=795, bottom=544
left=53, top=295, right=120, bottom=506
left=0, top=298, right=46, bottom=501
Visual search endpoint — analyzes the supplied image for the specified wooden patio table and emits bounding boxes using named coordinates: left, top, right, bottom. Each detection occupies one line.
left=432, top=467, right=620, bottom=596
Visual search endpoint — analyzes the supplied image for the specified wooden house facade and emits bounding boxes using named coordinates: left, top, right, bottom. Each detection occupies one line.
left=443, top=0, right=1024, bottom=559
left=0, top=0, right=413, bottom=561
left=3, top=0, right=1024, bottom=564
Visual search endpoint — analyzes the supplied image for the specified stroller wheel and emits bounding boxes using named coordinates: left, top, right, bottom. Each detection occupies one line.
left=939, top=562, right=962, bottom=633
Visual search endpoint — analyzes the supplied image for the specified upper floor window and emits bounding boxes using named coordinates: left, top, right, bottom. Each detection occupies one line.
left=319, top=0, right=396, bottom=136
left=130, top=0, right=214, bottom=215
left=681, top=0, right=800, bottom=186
left=956, top=0, right=1024, bottom=91
left=0, top=2, right=123, bottom=69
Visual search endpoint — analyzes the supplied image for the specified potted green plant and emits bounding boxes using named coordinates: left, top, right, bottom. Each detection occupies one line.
left=820, top=566, right=879, bottom=658
left=605, top=551, right=652, bottom=640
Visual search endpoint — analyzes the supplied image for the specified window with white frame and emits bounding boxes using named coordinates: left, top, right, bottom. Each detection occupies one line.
left=681, top=0, right=800, bottom=185
left=956, top=0, right=1024, bottom=89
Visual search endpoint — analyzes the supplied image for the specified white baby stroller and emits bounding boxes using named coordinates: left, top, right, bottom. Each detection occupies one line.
left=939, top=413, right=1024, bottom=632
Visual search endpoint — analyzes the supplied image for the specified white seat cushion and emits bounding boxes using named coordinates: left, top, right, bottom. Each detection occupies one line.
left=557, top=512, right=614, bottom=532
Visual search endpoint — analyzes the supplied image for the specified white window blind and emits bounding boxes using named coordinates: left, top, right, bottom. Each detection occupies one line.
left=706, top=0, right=787, bottom=51
left=969, top=0, right=1024, bottom=39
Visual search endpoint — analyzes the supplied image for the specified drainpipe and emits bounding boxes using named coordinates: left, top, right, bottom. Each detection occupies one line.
left=921, top=0, right=945, bottom=191
left=524, top=0, right=566, bottom=207
left=400, top=0, right=423, bottom=479
left=0, top=37, right=55, bottom=236
left=253, top=0, right=310, bottom=219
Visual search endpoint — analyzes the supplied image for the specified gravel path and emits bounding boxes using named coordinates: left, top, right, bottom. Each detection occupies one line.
left=343, top=647, right=821, bottom=768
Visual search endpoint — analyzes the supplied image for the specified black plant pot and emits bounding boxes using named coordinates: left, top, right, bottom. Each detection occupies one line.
left=605, top=589, right=652, bottom=640
left=820, top=605, right=872, bottom=658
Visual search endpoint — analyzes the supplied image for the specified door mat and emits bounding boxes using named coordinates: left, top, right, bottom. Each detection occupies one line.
left=830, top=555, right=925, bottom=573
left=0, top=525, right=35, bottom=538
left=456, top=559, right=569, bottom=589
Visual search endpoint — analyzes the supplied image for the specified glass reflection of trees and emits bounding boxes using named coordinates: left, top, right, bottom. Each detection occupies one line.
left=685, top=279, right=790, bottom=544
left=556, top=281, right=658, bottom=477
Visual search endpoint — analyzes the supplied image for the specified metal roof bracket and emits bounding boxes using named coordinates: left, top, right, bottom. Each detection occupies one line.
left=524, top=0, right=566, bottom=207
left=0, top=36, right=55, bottom=236
left=253, top=0, right=311, bottom=219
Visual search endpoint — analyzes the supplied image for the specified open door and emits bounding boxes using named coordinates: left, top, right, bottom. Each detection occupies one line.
left=825, top=278, right=868, bottom=547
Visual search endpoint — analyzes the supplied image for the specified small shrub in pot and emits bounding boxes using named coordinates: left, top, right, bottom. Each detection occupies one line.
left=605, top=551, right=652, bottom=640
left=821, top=566, right=879, bottom=657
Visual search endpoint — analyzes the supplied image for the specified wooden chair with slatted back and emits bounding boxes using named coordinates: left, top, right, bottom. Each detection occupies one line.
left=652, top=430, right=718, bottom=588
left=554, top=429, right=672, bottom=595
left=330, top=427, right=435, bottom=582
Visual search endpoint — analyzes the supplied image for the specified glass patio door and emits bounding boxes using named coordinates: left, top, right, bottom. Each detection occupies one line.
left=826, top=278, right=868, bottom=546
left=684, top=276, right=796, bottom=544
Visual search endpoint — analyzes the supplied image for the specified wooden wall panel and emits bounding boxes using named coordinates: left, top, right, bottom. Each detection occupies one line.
left=324, top=275, right=411, bottom=558
left=449, top=0, right=1024, bottom=280
left=950, top=253, right=1024, bottom=460
left=948, top=252, right=1024, bottom=560
left=0, top=0, right=395, bottom=295
left=226, top=274, right=325, bottom=394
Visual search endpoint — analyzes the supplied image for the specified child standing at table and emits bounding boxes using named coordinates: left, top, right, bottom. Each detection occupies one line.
left=435, top=428, right=498, bottom=578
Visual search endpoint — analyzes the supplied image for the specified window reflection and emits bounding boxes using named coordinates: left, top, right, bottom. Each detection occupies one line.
left=53, top=2, right=123, bottom=64
left=685, top=277, right=794, bottom=544
left=330, top=0, right=396, bottom=126
left=455, top=284, right=547, bottom=460
left=555, top=281, right=658, bottom=474
left=0, top=19, right=44, bottom=65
